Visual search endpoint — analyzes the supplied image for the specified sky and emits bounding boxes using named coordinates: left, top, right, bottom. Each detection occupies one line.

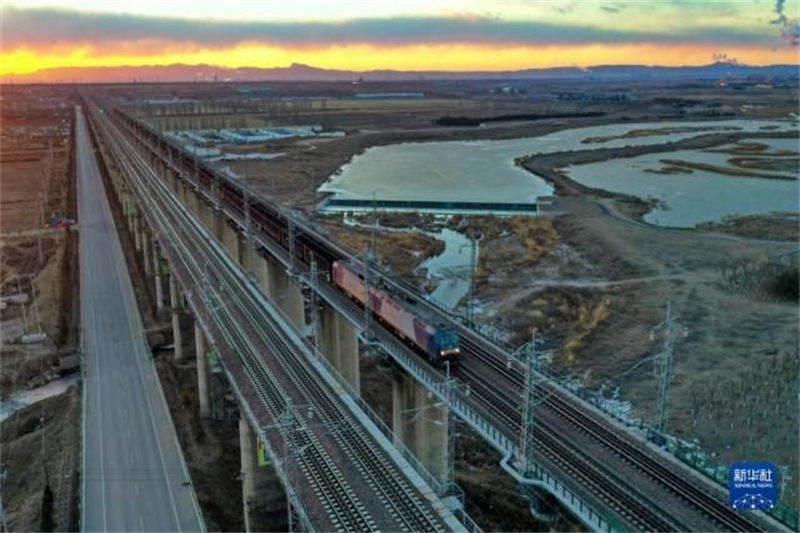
left=1, top=0, right=798, bottom=77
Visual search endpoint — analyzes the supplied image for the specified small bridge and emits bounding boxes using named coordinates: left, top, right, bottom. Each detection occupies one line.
left=324, top=198, right=539, bottom=214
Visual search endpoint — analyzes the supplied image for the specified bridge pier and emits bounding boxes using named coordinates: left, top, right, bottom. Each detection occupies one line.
left=165, top=168, right=177, bottom=193
left=178, top=180, right=190, bottom=206
left=253, top=252, right=276, bottom=297
left=270, top=265, right=305, bottom=333
left=319, top=303, right=360, bottom=394
left=133, top=212, right=142, bottom=252
left=392, top=369, right=451, bottom=490
left=186, top=187, right=200, bottom=216
left=122, top=192, right=135, bottom=232
left=142, top=227, right=152, bottom=277
left=153, top=240, right=165, bottom=311
left=194, top=322, right=211, bottom=418
left=170, top=274, right=183, bottom=361
left=239, top=414, right=287, bottom=533
left=241, top=234, right=256, bottom=277
left=219, top=221, right=242, bottom=264
left=197, top=201, right=216, bottom=234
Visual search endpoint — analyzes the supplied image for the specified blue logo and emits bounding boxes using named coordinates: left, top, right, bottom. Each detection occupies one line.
left=729, top=461, right=779, bottom=511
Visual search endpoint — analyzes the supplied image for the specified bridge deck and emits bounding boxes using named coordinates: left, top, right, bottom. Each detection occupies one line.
left=78, top=107, right=204, bottom=532
left=89, top=103, right=463, bottom=533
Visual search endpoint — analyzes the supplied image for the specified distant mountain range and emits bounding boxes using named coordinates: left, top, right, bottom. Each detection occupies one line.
left=3, top=62, right=796, bottom=84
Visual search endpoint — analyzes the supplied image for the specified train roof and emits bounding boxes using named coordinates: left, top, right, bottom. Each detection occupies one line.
left=336, top=259, right=456, bottom=331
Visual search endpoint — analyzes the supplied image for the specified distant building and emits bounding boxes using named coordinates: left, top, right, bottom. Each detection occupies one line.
left=555, top=92, right=631, bottom=102
left=354, top=92, right=425, bottom=99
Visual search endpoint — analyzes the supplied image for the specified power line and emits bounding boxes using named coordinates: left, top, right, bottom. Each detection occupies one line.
left=650, top=301, right=688, bottom=433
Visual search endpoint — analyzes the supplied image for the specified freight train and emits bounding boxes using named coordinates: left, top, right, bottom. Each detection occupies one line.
left=332, top=260, right=460, bottom=364
left=114, top=110, right=461, bottom=364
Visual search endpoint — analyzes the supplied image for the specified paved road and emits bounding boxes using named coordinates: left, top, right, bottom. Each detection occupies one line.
left=77, top=106, right=204, bottom=532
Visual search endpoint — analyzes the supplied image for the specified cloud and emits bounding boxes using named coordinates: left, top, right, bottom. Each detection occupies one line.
left=770, top=0, right=799, bottom=45
left=599, top=3, right=627, bottom=14
left=771, top=0, right=788, bottom=25
left=556, top=2, right=578, bottom=15
left=0, top=5, right=782, bottom=51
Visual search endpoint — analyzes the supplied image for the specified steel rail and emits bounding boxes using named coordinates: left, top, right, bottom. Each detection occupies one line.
left=90, top=102, right=453, bottom=533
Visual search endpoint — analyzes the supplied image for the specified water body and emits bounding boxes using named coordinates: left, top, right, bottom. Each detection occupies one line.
left=321, top=120, right=796, bottom=210
left=342, top=216, right=473, bottom=310
left=566, top=150, right=799, bottom=227
left=0, top=374, right=80, bottom=423
left=420, top=228, right=474, bottom=309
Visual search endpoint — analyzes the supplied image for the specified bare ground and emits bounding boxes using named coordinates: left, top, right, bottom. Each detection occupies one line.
left=0, top=386, right=81, bottom=532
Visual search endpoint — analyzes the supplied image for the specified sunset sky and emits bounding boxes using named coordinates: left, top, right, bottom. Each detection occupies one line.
left=1, top=0, right=798, bottom=78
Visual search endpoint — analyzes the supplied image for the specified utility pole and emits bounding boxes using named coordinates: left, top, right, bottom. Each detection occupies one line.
left=466, top=228, right=478, bottom=326
left=280, top=402, right=301, bottom=533
left=361, top=194, right=378, bottom=343
left=309, top=259, right=321, bottom=352
left=520, top=329, right=538, bottom=476
left=443, top=373, right=456, bottom=495
left=287, top=213, right=297, bottom=276
left=458, top=220, right=479, bottom=326
left=308, top=168, right=317, bottom=219
left=243, top=158, right=255, bottom=276
left=651, top=301, right=687, bottom=433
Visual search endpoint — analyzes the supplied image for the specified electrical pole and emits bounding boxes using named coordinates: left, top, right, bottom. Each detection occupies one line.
left=287, top=213, right=297, bottom=276
left=243, top=158, right=255, bottom=277
left=466, top=228, right=477, bottom=326
left=309, top=259, right=321, bottom=352
left=443, top=374, right=456, bottom=495
left=651, top=301, right=686, bottom=433
left=520, top=329, right=538, bottom=476
left=308, top=168, right=317, bottom=220
left=361, top=194, right=378, bottom=343
left=457, top=218, right=479, bottom=326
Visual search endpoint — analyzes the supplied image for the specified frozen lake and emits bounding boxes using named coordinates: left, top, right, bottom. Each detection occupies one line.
left=0, top=374, right=79, bottom=422
left=566, top=137, right=799, bottom=227
left=320, top=119, right=797, bottom=210
left=421, top=228, right=474, bottom=309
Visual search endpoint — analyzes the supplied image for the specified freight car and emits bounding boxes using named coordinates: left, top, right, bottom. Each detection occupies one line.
left=332, top=260, right=460, bottom=364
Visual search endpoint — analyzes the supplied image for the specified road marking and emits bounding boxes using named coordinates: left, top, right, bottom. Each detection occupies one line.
left=112, top=201, right=184, bottom=533
left=78, top=109, right=109, bottom=533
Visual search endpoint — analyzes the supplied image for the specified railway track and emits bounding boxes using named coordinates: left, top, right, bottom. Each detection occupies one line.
left=90, top=103, right=450, bottom=533
left=95, top=108, right=375, bottom=532
left=102, top=101, right=779, bottom=532
left=460, top=336, right=765, bottom=532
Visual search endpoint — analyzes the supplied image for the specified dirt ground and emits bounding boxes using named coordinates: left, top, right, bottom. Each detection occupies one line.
left=1, top=91, right=82, bottom=531
left=502, top=148, right=798, bottom=509
left=155, top=357, right=245, bottom=532
left=0, top=386, right=81, bottom=532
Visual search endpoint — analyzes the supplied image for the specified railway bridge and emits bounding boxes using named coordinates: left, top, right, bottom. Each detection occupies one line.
left=85, top=96, right=786, bottom=533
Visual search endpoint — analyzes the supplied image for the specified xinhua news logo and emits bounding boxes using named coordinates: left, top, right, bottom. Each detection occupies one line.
left=729, top=461, right=779, bottom=511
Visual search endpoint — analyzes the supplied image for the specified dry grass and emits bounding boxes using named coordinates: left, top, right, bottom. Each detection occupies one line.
left=323, top=223, right=444, bottom=279
left=466, top=215, right=560, bottom=283
left=697, top=212, right=799, bottom=241
left=509, top=288, right=613, bottom=367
